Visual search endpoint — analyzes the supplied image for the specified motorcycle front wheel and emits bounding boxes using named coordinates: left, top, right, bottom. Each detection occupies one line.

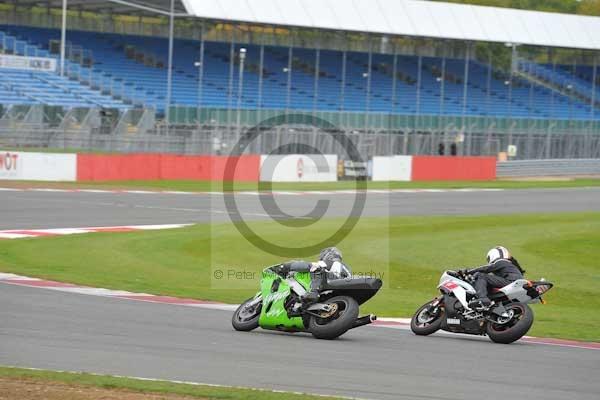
left=232, top=297, right=262, bottom=331
left=486, top=303, right=534, bottom=344
left=309, top=296, right=359, bottom=340
left=411, top=300, right=443, bottom=336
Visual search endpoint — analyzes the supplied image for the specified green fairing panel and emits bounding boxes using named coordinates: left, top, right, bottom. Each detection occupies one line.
left=258, top=269, right=309, bottom=331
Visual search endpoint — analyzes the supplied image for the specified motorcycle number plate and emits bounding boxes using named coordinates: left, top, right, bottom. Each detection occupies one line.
left=447, top=318, right=461, bottom=325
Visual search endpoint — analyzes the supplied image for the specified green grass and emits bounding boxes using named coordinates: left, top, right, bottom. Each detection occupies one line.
left=2, top=178, right=600, bottom=192
left=0, top=366, right=343, bottom=399
left=0, top=213, right=598, bottom=341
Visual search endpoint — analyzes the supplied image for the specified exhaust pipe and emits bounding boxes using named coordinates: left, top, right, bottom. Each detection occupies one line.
left=351, top=314, right=377, bottom=329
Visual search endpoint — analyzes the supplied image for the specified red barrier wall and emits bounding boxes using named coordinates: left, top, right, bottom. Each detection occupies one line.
left=77, top=154, right=260, bottom=182
left=411, top=156, right=497, bottom=181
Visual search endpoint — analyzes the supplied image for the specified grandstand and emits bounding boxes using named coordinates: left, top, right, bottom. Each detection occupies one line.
left=0, top=0, right=599, bottom=159
left=1, top=24, right=596, bottom=119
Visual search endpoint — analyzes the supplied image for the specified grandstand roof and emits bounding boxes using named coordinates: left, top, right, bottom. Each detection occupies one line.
left=181, top=0, right=600, bottom=51
left=17, top=1, right=188, bottom=17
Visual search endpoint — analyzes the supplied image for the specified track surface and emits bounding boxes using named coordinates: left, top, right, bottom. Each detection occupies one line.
left=1, top=187, right=600, bottom=229
left=2, top=187, right=599, bottom=399
left=0, top=284, right=598, bottom=400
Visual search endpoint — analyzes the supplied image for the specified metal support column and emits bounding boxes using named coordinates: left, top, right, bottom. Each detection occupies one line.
left=438, top=47, right=446, bottom=154
left=195, top=22, right=204, bottom=129
left=546, top=51, right=556, bottom=159
left=591, top=55, right=597, bottom=121
left=365, top=40, right=372, bottom=133
left=236, top=48, right=246, bottom=140
left=257, top=43, right=264, bottom=123
left=165, top=0, right=175, bottom=134
left=416, top=52, right=422, bottom=131
left=313, top=42, right=320, bottom=124
left=391, top=47, right=398, bottom=116
left=508, top=44, right=516, bottom=148
left=60, top=0, right=67, bottom=76
left=285, top=45, right=293, bottom=122
left=227, top=33, right=235, bottom=130
left=461, top=42, right=470, bottom=153
left=340, top=47, right=347, bottom=128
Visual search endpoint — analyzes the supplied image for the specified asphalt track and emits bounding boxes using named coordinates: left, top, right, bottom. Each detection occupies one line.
left=1, top=283, right=598, bottom=400
left=1, top=186, right=599, bottom=399
left=1, top=187, right=600, bottom=229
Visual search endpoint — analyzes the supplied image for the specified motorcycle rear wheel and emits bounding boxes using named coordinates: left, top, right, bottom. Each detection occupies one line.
left=309, top=296, right=359, bottom=340
left=486, top=303, right=534, bottom=344
left=411, top=300, right=443, bottom=336
left=232, top=297, right=262, bottom=331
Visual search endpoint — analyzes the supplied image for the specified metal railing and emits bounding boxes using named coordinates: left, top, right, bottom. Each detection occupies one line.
left=1, top=121, right=600, bottom=160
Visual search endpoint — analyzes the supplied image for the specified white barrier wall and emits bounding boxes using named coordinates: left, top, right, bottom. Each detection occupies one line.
left=0, top=151, right=76, bottom=181
left=371, top=156, right=413, bottom=181
left=260, top=154, right=338, bottom=182
left=0, top=54, right=56, bottom=72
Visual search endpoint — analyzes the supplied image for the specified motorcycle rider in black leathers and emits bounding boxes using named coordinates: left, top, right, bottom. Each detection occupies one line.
left=461, top=246, right=525, bottom=310
left=276, top=247, right=350, bottom=304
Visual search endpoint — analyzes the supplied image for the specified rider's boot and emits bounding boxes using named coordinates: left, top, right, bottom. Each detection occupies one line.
left=468, top=297, right=492, bottom=311
left=301, top=270, right=325, bottom=305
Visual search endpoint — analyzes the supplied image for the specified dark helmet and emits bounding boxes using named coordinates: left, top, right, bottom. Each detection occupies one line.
left=319, top=247, right=343, bottom=265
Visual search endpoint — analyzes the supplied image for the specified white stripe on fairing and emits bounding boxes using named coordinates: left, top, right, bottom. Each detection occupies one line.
left=0, top=188, right=23, bottom=191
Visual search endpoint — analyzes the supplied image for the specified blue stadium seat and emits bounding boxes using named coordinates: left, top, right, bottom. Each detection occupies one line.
left=0, top=24, right=597, bottom=120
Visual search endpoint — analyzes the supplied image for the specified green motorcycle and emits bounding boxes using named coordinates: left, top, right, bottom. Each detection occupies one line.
left=232, top=264, right=382, bottom=339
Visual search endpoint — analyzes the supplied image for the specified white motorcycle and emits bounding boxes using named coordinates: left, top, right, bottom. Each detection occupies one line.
left=410, top=270, right=553, bottom=344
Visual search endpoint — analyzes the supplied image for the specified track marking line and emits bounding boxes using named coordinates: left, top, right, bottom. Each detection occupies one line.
left=0, top=224, right=192, bottom=240
left=0, top=186, right=506, bottom=196
left=0, top=272, right=597, bottom=351
left=0, top=366, right=363, bottom=400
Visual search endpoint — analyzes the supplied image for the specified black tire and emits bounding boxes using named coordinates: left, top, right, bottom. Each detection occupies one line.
left=486, top=303, right=534, bottom=344
left=309, top=296, right=359, bottom=340
left=411, top=300, right=443, bottom=336
left=232, top=297, right=262, bottom=332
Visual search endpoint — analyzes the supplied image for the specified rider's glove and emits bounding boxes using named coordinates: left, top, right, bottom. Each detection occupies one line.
left=310, top=260, right=326, bottom=272
left=277, top=263, right=290, bottom=276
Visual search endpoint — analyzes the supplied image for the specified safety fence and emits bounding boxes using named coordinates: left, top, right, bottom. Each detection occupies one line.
left=497, top=159, right=600, bottom=177
left=2, top=126, right=600, bottom=161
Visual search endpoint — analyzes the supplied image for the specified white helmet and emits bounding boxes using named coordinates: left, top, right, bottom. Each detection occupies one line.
left=486, top=246, right=511, bottom=263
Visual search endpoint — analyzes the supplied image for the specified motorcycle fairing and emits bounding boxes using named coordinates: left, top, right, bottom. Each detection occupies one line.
left=497, top=279, right=541, bottom=303
left=438, top=271, right=475, bottom=310
left=258, top=270, right=305, bottom=330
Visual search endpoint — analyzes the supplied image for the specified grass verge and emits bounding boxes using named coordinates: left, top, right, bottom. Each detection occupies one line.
left=0, top=213, right=598, bottom=341
left=1, top=178, right=600, bottom=192
left=0, top=366, right=343, bottom=400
